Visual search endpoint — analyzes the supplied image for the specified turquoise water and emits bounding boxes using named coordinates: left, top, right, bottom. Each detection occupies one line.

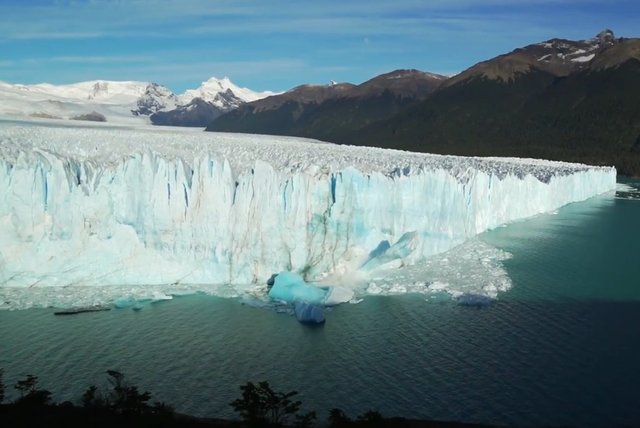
left=1, top=183, right=639, bottom=427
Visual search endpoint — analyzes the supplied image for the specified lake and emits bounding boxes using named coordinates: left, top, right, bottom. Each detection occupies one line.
left=1, top=181, right=639, bottom=427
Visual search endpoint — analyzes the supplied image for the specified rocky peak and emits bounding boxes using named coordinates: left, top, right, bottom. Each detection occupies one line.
left=355, top=69, right=446, bottom=98
left=596, top=29, right=616, bottom=45
left=445, top=30, right=623, bottom=86
left=131, top=83, right=178, bottom=116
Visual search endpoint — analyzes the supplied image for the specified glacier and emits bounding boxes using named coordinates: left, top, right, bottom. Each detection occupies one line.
left=0, top=121, right=616, bottom=303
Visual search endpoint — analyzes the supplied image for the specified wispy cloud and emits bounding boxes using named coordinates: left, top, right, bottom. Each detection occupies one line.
left=0, top=54, right=153, bottom=66
left=0, top=0, right=614, bottom=41
left=50, top=55, right=154, bottom=64
left=10, top=31, right=106, bottom=40
left=0, top=0, right=637, bottom=92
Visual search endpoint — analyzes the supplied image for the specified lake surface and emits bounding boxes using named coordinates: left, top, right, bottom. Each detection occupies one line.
left=1, top=181, right=639, bottom=427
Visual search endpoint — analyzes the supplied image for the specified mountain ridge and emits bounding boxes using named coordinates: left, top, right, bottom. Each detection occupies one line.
left=0, top=76, right=274, bottom=126
left=206, top=29, right=640, bottom=176
left=207, top=68, right=446, bottom=140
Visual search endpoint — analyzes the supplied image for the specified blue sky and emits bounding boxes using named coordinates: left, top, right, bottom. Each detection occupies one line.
left=0, top=0, right=638, bottom=93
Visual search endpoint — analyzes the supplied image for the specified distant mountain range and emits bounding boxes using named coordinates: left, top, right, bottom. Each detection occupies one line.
left=207, top=69, right=446, bottom=142
left=0, top=77, right=276, bottom=126
left=2, top=29, right=639, bottom=175
left=207, top=29, right=640, bottom=176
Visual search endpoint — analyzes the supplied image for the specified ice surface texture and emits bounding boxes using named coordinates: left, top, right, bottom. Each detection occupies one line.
left=0, top=124, right=616, bottom=288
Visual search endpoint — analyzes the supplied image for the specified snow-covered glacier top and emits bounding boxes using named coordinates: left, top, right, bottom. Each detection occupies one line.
left=0, top=121, right=616, bottom=309
left=0, top=123, right=609, bottom=182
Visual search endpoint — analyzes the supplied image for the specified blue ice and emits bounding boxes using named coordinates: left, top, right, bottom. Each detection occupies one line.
left=267, top=272, right=327, bottom=305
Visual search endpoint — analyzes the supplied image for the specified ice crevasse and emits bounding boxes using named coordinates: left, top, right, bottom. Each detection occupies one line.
left=0, top=124, right=616, bottom=288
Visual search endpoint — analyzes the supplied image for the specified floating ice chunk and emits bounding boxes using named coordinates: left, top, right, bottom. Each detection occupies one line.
left=267, top=272, right=354, bottom=306
left=150, top=292, right=173, bottom=302
left=615, top=183, right=636, bottom=192
left=293, top=301, right=325, bottom=324
left=113, top=297, right=137, bottom=309
left=267, top=272, right=326, bottom=304
left=366, top=282, right=383, bottom=295
left=428, top=281, right=449, bottom=291
left=324, top=286, right=354, bottom=305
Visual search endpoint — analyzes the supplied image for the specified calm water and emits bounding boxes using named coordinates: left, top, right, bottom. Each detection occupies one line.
left=1, top=182, right=639, bottom=427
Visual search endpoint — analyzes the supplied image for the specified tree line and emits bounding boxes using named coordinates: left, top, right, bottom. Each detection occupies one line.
left=0, top=368, right=490, bottom=427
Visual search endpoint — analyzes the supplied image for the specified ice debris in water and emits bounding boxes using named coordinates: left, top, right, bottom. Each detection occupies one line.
left=293, top=301, right=325, bottom=324
left=456, top=293, right=494, bottom=307
left=267, top=272, right=354, bottom=306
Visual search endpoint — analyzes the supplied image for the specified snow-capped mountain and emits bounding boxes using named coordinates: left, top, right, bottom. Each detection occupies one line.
left=22, top=80, right=151, bottom=103
left=131, top=83, right=180, bottom=116
left=148, top=77, right=278, bottom=127
left=0, top=80, right=148, bottom=123
left=0, top=76, right=275, bottom=126
left=180, top=76, right=277, bottom=106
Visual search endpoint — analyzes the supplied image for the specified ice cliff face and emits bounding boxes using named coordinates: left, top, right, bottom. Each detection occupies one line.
left=0, top=123, right=616, bottom=288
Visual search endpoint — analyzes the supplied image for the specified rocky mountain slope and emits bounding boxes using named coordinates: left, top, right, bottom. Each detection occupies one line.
left=206, top=69, right=446, bottom=140
left=208, top=30, right=640, bottom=176
left=352, top=31, right=640, bottom=175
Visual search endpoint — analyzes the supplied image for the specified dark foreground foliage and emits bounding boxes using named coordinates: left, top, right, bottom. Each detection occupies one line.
left=0, top=368, right=502, bottom=427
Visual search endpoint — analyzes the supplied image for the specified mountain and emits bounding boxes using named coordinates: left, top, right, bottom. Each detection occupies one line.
left=206, top=69, right=446, bottom=140
left=0, top=77, right=273, bottom=126
left=443, top=28, right=616, bottom=87
left=179, top=76, right=276, bottom=105
left=352, top=31, right=640, bottom=175
left=131, top=83, right=180, bottom=116
left=149, top=77, right=276, bottom=127
left=0, top=79, right=171, bottom=124
left=149, top=98, right=231, bottom=127
left=208, top=30, right=640, bottom=176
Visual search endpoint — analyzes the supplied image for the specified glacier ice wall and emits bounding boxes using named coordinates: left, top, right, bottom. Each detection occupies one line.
left=0, top=124, right=616, bottom=287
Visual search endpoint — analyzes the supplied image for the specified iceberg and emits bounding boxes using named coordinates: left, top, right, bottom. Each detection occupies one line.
left=268, top=272, right=327, bottom=305
left=293, top=301, right=325, bottom=324
left=267, top=272, right=354, bottom=306
left=0, top=122, right=617, bottom=294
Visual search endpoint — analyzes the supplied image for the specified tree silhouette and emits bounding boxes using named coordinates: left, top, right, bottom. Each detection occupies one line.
left=0, top=368, right=4, bottom=404
left=328, top=408, right=352, bottom=427
left=294, top=410, right=317, bottom=428
left=13, top=374, right=51, bottom=406
left=106, top=369, right=152, bottom=415
left=356, top=410, right=384, bottom=424
left=81, top=385, right=105, bottom=408
left=230, top=381, right=303, bottom=426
